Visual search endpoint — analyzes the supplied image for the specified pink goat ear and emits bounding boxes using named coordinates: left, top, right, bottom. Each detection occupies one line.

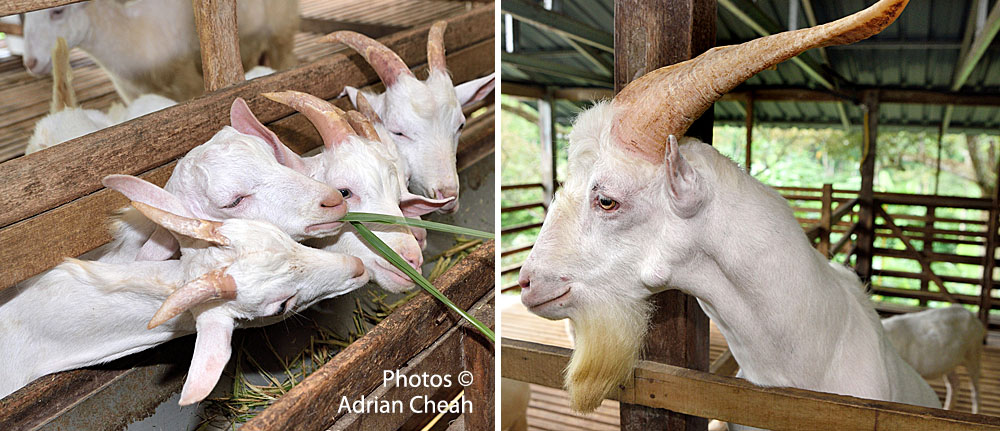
left=178, top=310, right=234, bottom=406
left=663, top=135, right=706, bottom=219
left=400, top=192, right=456, bottom=217
left=455, top=74, right=495, bottom=107
left=136, top=226, right=180, bottom=261
left=229, top=98, right=308, bottom=174
left=102, top=175, right=193, bottom=218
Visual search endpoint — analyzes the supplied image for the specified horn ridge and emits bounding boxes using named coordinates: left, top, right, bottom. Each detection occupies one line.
left=147, top=267, right=236, bottom=329
left=323, top=31, right=414, bottom=87
left=612, top=0, right=908, bottom=161
left=261, top=90, right=357, bottom=149
left=427, top=21, right=448, bottom=73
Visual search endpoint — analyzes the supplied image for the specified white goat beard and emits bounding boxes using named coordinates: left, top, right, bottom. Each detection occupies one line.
left=565, top=298, right=652, bottom=413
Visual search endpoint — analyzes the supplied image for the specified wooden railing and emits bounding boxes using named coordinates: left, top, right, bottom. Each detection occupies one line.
left=500, top=182, right=545, bottom=292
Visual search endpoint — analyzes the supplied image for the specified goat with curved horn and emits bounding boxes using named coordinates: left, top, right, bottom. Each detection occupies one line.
left=613, top=0, right=908, bottom=162
left=131, top=201, right=229, bottom=246
left=261, top=91, right=356, bottom=148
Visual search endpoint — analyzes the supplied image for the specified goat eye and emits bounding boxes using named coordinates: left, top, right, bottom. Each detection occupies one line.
left=222, top=196, right=245, bottom=209
left=597, top=195, right=619, bottom=211
left=339, top=189, right=352, bottom=199
left=457, top=122, right=466, bottom=131
left=391, top=131, right=406, bottom=139
left=50, top=8, right=64, bottom=18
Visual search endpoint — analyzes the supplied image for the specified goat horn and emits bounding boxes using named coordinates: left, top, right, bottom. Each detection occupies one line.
left=148, top=267, right=236, bottom=329
left=131, top=201, right=229, bottom=246
left=427, top=21, right=447, bottom=74
left=323, top=31, right=413, bottom=87
left=345, top=110, right=382, bottom=143
left=355, top=92, right=382, bottom=124
left=261, top=91, right=356, bottom=149
left=612, top=0, right=908, bottom=162
left=51, top=37, right=77, bottom=113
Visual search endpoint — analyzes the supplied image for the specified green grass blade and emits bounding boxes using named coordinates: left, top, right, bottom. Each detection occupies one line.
left=349, top=221, right=494, bottom=342
left=341, top=212, right=494, bottom=239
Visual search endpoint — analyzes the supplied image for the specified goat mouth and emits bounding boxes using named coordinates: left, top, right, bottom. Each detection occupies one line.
left=305, top=221, right=344, bottom=234
left=524, top=287, right=572, bottom=311
left=375, top=261, right=415, bottom=286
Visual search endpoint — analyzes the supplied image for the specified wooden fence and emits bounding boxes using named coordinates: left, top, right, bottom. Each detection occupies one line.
left=0, top=2, right=495, bottom=430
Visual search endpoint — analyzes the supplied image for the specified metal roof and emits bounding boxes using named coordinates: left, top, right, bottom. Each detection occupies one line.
left=501, top=0, right=1000, bottom=132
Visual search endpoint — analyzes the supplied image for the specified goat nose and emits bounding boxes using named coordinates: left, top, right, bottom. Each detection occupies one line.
left=24, top=57, right=37, bottom=70
left=320, top=192, right=345, bottom=209
left=400, top=248, right=423, bottom=271
left=518, top=269, right=531, bottom=290
left=434, top=186, right=458, bottom=200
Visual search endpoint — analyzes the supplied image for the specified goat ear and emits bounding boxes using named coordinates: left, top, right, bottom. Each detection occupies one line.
left=400, top=192, right=455, bottom=217
left=103, top=175, right=193, bottom=218
left=229, top=98, right=308, bottom=174
left=663, top=135, right=707, bottom=218
left=178, top=309, right=234, bottom=406
left=455, top=74, right=495, bottom=107
left=136, top=226, right=180, bottom=261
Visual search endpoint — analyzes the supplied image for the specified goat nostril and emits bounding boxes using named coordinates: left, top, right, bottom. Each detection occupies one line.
left=320, top=194, right=343, bottom=209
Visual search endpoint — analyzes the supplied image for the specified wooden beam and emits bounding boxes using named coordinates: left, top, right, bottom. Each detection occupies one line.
left=501, top=82, right=613, bottom=101
left=538, top=91, right=557, bottom=208
left=980, top=160, right=1000, bottom=327
left=745, top=95, right=753, bottom=172
left=818, top=183, right=832, bottom=257
left=855, top=91, right=879, bottom=281
left=242, top=243, right=495, bottom=431
left=716, top=0, right=835, bottom=90
left=875, top=206, right=961, bottom=304
left=298, top=18, right=403, bottom=38
left=0, top=21, right=22, bottom=36
left=615, top=0, right=713, bottom=429
left=0, top=0, right=85, bottom=15
left=501, top=0, right=614, bottom=52
left=192, top=0, right=245, bottom=92
left=501, top=338, right=1000, bottom=431
left=943, top=0, right=1000, bottom=135
left=502, top=53, right=611, bottom=87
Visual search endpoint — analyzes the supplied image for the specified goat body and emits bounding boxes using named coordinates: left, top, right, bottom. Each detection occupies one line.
left=883, top=306, right=984, bottom=412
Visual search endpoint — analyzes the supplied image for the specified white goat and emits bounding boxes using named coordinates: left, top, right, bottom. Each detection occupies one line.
left=261, top=90, right=455, bottom=293
left=516, top=0, right=941, bottom=423
left=325, top=21, right=495, bottom=213
left=0, top=176, right=369, bottom=404
left=93, top=97, right=348, bottom=263
left=883, top=306, right=985, bottom=413
left=22, top=0, right=298, bottom=102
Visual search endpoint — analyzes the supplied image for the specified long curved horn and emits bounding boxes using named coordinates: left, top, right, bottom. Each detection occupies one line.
left=427, top=21, right=447, bottom=74
left=261, top=91, right=356, bottom=149
left=344, top=110, right=382, bottom=143
left=148, top=267, right=236, bottom=329
left=612, top=0, right=908, bottom=162
left=322, top=31, right=414, bottom=87
left=131, top=201, right=229, bottom=246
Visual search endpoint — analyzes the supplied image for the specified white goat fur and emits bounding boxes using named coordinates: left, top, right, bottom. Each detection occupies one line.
left=519, top=102, right=941, bottom=417
left=345, top=71, right=494, bottom=212
left=22, top=0, right=297, bottom=102
left=0, top=182, right=368, bottom=403
left=882, top=306, right=984, bottom=412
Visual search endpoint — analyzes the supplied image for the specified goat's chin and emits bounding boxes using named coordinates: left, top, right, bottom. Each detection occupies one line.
left=565, top=298, right=651, bottom=413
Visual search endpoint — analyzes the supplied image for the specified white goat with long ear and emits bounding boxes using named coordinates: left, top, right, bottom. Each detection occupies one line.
left=22, top=0, right=298, bottom=102
left=0, top=176, right=369, bottom=404
left=95, top=97, right=348, bottom=263
left=882, top=306, right=985, bottom=413
left=516, top=0, right=941, bottom=420
left=323, top=21, right=495, bottom=213
left=261, top=90, right=454, bottom=293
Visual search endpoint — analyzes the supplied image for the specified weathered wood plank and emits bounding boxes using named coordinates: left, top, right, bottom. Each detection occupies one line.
left=855, top=90, right=879, bottom=281
left=242, top=242, right=495, bottom=431
left=192, top=0, right=245, bottom=91
left=0, top=25, right=493, bottom=290
left=0, top=4, right=493, bottom=230
left=460, top=296, right=496, bottom=431
left=501, top=338, right=1000, bottom=431
left=0, top=0, right=85, bottom=15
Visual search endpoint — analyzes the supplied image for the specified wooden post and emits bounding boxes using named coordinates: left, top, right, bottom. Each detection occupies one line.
left=921, top=205, right=936, bottom=307
left=745, top=94, right=754, bottom=173
left=192, top=0, right=245, bottom=92
left=614, top=0, right=714, bottom=430
left=979, top=165, right=1000, bottom=328
left=856, top=91, right=879, bottom=281
left=538, top=90, right=557, bottom=208
left=818, top=183, right=832, bottom=258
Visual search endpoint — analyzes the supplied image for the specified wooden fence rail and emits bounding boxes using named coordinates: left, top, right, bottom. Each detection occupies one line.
left=501, top=339, right=1000, bottom=431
